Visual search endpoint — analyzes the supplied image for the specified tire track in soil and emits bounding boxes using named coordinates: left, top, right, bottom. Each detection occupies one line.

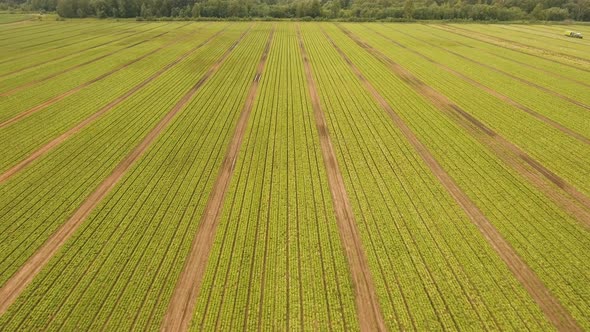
left=431, top=24, right=590, bottom=73
left=0, top=23, right=171, bottom=78
left=297, top=25, right=386, bottom=332
left=367, top=25, right=590, bottom=146
left=0, top=26, right=229, bottom=185
left=0, top=24, right=202, bottom=130
left=339, top=25, right=590, bottom=229
left=1, top=30, right=171, bottom=97
left=0, top=23, right=247, bottom=317
left=422, top=28, right=590, bottom=112
left=333, top=26, right=583, bottom=332
left=160, top=25, right=272, bottom=332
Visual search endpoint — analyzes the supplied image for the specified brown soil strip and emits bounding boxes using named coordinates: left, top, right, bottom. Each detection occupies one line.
left=297, top=26, right=386, bottom=332
left=0, top=28, right=228, bottom=185
left=367, top=26, right=590, bottom=146
left=0, top=24, right=247, bottom=317
left=0, top=23, right=170, bottom=78
left=334, top=26, right=584, bottom=332
left=0, top=31, right=170, bottom=97
left=431, top=24, right=590, bottom=73
left=339, top=25, right=590, bottom=229
left=0, top=25, right=208, bottom=130
left=160, top=25, right=269, bottom=332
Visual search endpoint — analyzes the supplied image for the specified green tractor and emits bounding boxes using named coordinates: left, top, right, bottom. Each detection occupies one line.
left=564, top=31, right=583, bottom=39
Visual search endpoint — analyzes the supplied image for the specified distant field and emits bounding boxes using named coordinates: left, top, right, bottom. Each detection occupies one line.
left=0, top=13, right=35, bottom=24
left=0, top=20, right=589, bottom=331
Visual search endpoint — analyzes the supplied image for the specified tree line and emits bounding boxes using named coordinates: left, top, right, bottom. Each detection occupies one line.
left=2, top=0, right=589, bottom=21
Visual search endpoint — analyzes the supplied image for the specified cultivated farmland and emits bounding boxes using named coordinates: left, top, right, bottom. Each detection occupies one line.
left=0, top=20, right=589, bottom=332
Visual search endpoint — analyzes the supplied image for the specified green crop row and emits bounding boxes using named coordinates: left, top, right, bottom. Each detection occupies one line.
left=0, top=23, right=200, bottom=121
left=455, top=24, right=590, bottom=61
left=191, top=23, right=358, bottom=331
left=0, top=21, right=140, bottom=74
left=0, top=13, right=34, bottom=24
left=0, top=21, right=128, bottom=59
left=0, top=21, right=139, bottom=55
left=300, top=22, right=556, bottom=331
left=411, top=25, right=590, bottom=108
left=0, top=22, right=269, bottom=331
left=0, top=20, right=136, bottom=47
left=0, top=22, right=167, bottom=91
left=0, top=22, right=235, bottom=290
left=434, top=24, right=590, bottom=71
left=0, top=21, right=588, bottom=331
left=359, top=23, right=590, bottom=198
left=0, top=23, right=223, bottom=174
left=0, top=20, right=54, bottom=40
left=497, top=25, right=590, bottom=53
left=334, top=23, right=590, bottom=330
left=416, top=24, right=590, bottom=98
left=533, top=24, right=590, bottom=36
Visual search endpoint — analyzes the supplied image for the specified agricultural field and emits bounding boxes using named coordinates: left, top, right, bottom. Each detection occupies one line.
left=0, top=19, right=589, bottom=331
left=0, top=13, right=36, bottom=24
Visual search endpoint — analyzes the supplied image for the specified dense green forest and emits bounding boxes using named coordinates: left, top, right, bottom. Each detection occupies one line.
left=1, top=0, right=589, bottom=21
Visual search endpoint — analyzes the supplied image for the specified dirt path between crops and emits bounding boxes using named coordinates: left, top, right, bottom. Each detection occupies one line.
left=339, top=25, right=590, bottom=229
left=1, top=31, right=171, bottom=97
left=297, top=26, right=386, bottom=332
left=366, top=26, right=590, bottom=146
left=160, top=25, right=268, bottom=332
left=334, top=26, right=583, bottom=332
left=431, top=25, right=590, bottom=73
left=0, top=25, right=247, bottom=317
left=0, top=28, right=228, bottom=185
left=0, top=25, right=209, bottom=130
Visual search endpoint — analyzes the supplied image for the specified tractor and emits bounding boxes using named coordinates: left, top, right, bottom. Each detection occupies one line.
left=564, top=31, right=583, bottom=39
